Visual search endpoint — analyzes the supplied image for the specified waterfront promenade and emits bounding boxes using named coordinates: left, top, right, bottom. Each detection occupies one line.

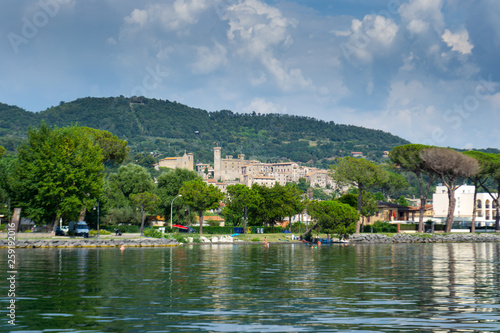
left=2, top=231, right=500, bottom=248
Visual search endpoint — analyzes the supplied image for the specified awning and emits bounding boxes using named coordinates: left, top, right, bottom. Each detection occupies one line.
left=172, top=224, right=188, bottom=230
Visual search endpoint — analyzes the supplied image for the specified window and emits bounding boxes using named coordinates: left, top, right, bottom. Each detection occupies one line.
left=476, top=200, right=482, bottom=209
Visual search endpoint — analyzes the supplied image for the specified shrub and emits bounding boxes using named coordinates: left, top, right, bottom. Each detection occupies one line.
left=169, top=233, right=188, bottom=243
left=363, top=221, right=397, bottom=233
left=89, top=229, right=111, bottom=236
left=251, top=238, right=260, bottom=242
left=264, top=226, right=283, bottom=234
left=399, top=224, right=418, bottom=231
left=191, top=226, right=235, bottom=234
left=206, top=219, right=220, bottom=227
left=103, top=225, right=139, bottom=233
left=143, top=227, right=163, bottom=238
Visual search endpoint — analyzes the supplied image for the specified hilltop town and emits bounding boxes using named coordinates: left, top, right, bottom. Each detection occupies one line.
left=155, top=146, right=335, bottom=193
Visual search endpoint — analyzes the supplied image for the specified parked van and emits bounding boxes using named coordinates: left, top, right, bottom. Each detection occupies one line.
left=69, top=221, right=90, bottom=238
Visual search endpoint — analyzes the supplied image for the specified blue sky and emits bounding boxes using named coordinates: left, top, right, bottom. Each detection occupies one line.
left=1, top=0, right=499, bottom=149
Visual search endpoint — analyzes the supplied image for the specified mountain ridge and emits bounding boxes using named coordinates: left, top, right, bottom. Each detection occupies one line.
left=1, top=96, right=411, bottom=166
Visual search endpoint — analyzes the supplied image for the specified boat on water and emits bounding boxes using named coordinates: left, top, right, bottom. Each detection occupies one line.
left=302, top=238, right=349, bottom=245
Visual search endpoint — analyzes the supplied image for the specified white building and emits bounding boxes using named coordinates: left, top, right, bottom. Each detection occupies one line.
left=155, top=152, right=194, bottom=171
left=433, top=184, right=498, bottom=227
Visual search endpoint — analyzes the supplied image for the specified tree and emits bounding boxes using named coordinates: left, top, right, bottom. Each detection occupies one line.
left=179, top=180, right=224, bottom=234
left=156, top=168, right=201, bottom=223
left=130, top=192, right=161, bottom=235
left=377, top=171, right=408, bottom=200
left=0, top=156, right=14, bottom=216
left=284, top=183, right=306, bottom=231
left=305, top=200, right=359, bottom=240
left=134, top=152, right=157, bottom=169
left=390, top=144, right=436, bottom=233
left=81, top=127, right=129, bottom=165
left=225, top=184, right=261, bottom=233
left=330, top=157, right=388, bottom=232
left=108, top=163, right=155, bottom=198
left=420, top=147, right=480, bottom=233
left=249, top=183, right=303, bottom=228
left=0, top=146, right=5, bottom=159
left=105, top=163, right=156, bottom=225
left=360, top=191, right=378, bottom=229
left=297, top=177, right=310, bottom=193
left=462, top=151, right=496, bottom=232
left=335, top=193, right=358, bottom=209
left=15, top=123, right=104, bottom=229
left=466, top=152, right=500, bottom=231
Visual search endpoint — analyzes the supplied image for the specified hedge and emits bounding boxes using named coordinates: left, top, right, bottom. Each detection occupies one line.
left=102, top=225, right=140, bottom=233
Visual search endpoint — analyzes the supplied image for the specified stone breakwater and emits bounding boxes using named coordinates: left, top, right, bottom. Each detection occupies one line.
left=187, top=235, right=235, bottom=244
left=0, top=238, right=178, bottom=249
left=349, top=233, right=500, bottom=244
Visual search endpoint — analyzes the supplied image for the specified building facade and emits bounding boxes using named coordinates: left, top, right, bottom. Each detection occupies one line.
left=208, top=146, right=335, bottom=189
left=433, top=185, right=498, bottom=227
left=156, top=152, right=194, bottom=171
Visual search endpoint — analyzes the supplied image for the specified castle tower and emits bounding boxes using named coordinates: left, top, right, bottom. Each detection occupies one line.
left=214, top=147, right=222, bottom=181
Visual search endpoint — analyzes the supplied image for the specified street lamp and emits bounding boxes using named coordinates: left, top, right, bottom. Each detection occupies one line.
left=94, top=201, right=100, bottom=239
left=170, top=194, right=182, bottom=229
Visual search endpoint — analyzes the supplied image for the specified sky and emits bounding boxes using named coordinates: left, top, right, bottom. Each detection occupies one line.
left=1, top=0, right=499, bottom=149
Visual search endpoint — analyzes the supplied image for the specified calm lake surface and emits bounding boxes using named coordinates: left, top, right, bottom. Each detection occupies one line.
left=1, top=242, right=500, bottom=332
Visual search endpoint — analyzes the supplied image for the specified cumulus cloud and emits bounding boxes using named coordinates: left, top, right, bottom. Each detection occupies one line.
left=222, top=0, right=311, bottom=91
left=441, top=29, right=473, bottom=54
left=407, top=19, right=429, bottom=34
left=224, top=0, right=294, bottom=57
left=191, top=41, right=227, bottom=74
left=124, top=8, right=148, bottom=26
left=489, top=93, right=500, bottom=110
left=343, top=14, right=398, bottom=63
left=399, top=0, right=445, bottom=33
left=243, top=97, right=287, bottom=114
left=123, top=0, right=210, bottom=31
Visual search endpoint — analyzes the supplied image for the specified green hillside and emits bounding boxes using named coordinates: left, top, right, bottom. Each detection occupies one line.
left=0, top=96, right=410, bottom=166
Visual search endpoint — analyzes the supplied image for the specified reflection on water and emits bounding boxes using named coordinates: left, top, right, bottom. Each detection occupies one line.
left=1, top=243, right=499, bottom=332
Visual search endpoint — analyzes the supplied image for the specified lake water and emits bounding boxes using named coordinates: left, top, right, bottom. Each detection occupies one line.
left=1, top=242, right=500, bottom=332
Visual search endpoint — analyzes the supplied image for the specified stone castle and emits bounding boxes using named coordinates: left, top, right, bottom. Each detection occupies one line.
left=155, top=147, right=334, bottom=192
left=196, top=147, right=334, bottom=192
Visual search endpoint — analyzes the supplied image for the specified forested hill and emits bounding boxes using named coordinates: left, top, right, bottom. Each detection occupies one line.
left=0, top=96, right=410, bottom=166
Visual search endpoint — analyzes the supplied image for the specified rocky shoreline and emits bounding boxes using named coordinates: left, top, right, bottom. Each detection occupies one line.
left=2, top=233, right=500, bottom=248
left=0, top=238, right=178, bottom=249
left=349, top=233, right=500, bottom=244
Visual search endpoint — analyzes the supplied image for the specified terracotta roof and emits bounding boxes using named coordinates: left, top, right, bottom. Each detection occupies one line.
left=409, top=205, right=433, bottom=211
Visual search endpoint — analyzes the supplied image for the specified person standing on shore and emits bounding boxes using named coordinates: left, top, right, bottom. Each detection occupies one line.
left=264, top=237, right=269, bottom=248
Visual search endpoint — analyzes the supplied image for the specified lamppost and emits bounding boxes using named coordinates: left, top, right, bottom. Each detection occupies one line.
left=94, top=201, right=100, bottom=238
left=170, top=194, right=182, bottom=229
left=139, top=203, right=145, bottom=237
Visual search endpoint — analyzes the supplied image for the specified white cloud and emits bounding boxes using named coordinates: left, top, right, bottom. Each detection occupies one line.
left=224, top=0, right=294, bottom=58
left=407, top=19, right=429, bottom=34
left=243, top=97, right=287, bottom=114
left=345, top=14, right=398, bottom=62
left=124, top=9, right=148, bottom=26
left=223, top=0, right=311, bottom=91
left=191, top=42, right=227, bottom=74
left=123, top=0, right=210, bottom=31
left=489, top=93, right=500, bottom=110
left=261, top=57, right=312, bottom=91
left=399, top=0, right=444, bottom=34
left=441, top=29, right=473, bottom=55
